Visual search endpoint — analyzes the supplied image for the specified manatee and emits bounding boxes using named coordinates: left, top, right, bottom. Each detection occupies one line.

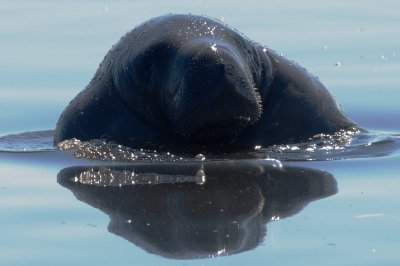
left=54, top=14, right=357, bottom=151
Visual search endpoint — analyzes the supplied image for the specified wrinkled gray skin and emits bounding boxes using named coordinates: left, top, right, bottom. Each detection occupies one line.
left=54, top=14, right=357, bottom=151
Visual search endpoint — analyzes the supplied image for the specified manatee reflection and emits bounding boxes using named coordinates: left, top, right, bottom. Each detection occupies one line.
left=57, top=160, right=337, bottom=259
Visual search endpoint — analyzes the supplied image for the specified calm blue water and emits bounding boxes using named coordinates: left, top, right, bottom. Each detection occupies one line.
left=1, top=1, right=400, bottom=265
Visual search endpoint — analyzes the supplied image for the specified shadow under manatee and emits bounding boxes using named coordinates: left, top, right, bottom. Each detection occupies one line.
left=57, top=160, right=337, bottom=259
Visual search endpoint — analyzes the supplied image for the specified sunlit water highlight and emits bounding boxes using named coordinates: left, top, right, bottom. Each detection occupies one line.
left=0, top=130, right=398, bottom=164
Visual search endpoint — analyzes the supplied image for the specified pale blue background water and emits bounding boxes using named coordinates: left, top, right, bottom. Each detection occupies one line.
left=1, top=1, right=400, bottom=265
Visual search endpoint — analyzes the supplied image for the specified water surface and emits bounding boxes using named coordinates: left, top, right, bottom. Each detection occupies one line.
left=1, top=1, right=400, bottom=265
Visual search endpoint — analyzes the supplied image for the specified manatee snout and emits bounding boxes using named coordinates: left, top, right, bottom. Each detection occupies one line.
left=168, top=41, right=262, bottom=141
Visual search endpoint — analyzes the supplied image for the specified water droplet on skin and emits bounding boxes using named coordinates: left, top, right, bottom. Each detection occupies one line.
left=217, top=248, right=226, bottom=255
left=271, top=215, right=280, bottom=221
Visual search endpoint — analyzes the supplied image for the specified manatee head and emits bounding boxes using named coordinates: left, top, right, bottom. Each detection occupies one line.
left=112, top=16, right=265, bottom=144
left=55, top=14, right=358, bottom=149
left=165, top=39, right=263, bottom=142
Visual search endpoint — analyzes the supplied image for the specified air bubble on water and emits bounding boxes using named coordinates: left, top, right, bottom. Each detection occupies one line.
left=195, top=153, right=206, bottom=161
left=53, top=126, right=388, bottom=164
left=57, top=138, right=82, bottom=150
left=195, top=168, right=206, bottom=185
left=264, top=158, right=282, bottom=168
left=59, top=138, right=185, bottom=162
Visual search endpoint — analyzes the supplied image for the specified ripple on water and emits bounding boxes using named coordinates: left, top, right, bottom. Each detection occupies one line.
left=0, top=130, right=55, bottom=152
left=0, top=129, right=399, bottom=162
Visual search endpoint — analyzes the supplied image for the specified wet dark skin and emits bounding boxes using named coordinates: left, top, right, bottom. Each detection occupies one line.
left=54, top=14, right=358, bottom=151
